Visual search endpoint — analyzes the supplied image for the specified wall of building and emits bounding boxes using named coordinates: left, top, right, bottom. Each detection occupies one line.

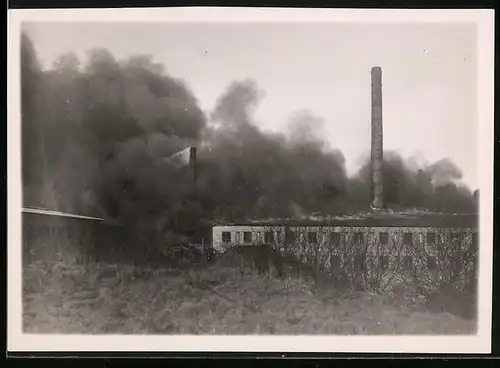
left=212, top=224, right=478, bottom=293
left=212, top=225, right=270, bottom=251
left=213, top=224, right=477, bottom=252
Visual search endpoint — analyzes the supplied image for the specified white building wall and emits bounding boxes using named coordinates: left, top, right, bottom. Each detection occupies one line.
left=212, top=225, right=279, bottom=252
left=212, top=224, right=477, bottom=253
left=211, top=224, right=478, bottom=293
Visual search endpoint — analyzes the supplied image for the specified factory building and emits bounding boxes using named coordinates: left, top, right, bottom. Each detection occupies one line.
left=210, top=67, right=479, bottom=291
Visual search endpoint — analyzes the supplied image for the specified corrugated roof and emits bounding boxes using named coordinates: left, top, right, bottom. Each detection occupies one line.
left=213, top=211, right=478, bottom=228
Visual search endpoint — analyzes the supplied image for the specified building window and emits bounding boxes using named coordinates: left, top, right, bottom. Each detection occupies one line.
left=403, top=233, right=413, bottom=246
left=379, top=232, right=388, bottom=245
left=379, top=255, right=389, bottom=270
left=285, top=230, right=296, bottom=244
left=403, top=256, right=413, bottom=271
left=243, top=232, right=252, bottom=243
left=353, top=232, right=364, bottom=253
left=331, top=232, right=341, bottom=245
left=222, top=231, right=231, bottom=243
left=308, top=231, right=318, bottom=243
left=427, top=256, right=437, bottom=271
left=264, top=231, right=274, bottom=244
left=353, top=232, right=364, bottom=245
left=355, top=255, right=365, bottom=271
left=330, top=255, right=341, bottom=270
left=426, top=233, right=436, bottom=245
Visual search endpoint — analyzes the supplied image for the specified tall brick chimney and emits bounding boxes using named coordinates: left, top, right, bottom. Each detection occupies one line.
left=371, top=66, right=384, bottom=209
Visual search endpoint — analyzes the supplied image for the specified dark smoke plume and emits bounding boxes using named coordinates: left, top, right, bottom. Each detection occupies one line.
left=21, top=34, right=478, bottom=249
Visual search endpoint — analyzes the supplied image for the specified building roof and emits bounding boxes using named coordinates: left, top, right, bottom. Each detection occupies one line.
left=213, top=211, right=478, bottom=229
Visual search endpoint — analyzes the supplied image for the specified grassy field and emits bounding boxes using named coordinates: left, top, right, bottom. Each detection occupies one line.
left=22, top=248, right=477, bottom=335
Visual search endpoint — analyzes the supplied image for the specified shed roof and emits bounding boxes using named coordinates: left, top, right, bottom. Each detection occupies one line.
left=213, top=211, right=478, bottom=229
left=22, top=207, right=105, bottom=222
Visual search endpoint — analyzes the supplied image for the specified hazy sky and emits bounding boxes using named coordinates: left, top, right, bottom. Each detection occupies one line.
left=23, top=22, right=478, bottom=189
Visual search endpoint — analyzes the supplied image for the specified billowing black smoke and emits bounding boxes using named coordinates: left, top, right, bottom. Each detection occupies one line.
left=21, top=34, right=478, bottom=245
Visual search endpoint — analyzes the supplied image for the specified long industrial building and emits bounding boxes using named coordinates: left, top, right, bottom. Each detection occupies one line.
left=211, top=67, right=479, bottom=288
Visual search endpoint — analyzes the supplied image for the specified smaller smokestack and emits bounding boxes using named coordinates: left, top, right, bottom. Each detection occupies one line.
left=371, top=66, right=384, bottom=209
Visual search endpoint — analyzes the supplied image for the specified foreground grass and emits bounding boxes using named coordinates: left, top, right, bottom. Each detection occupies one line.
left=23, top=256, right=477, bottom=335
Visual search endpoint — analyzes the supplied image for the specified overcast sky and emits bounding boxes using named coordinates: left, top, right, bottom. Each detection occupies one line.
left=22, top=21, right=478, bottom=190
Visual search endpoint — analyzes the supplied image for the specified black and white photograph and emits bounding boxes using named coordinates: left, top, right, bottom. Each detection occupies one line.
left=7, top=8, right=494, bottom=353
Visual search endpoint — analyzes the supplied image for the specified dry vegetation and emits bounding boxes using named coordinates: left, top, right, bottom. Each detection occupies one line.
left=23, top=246, right=476, bottom=335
